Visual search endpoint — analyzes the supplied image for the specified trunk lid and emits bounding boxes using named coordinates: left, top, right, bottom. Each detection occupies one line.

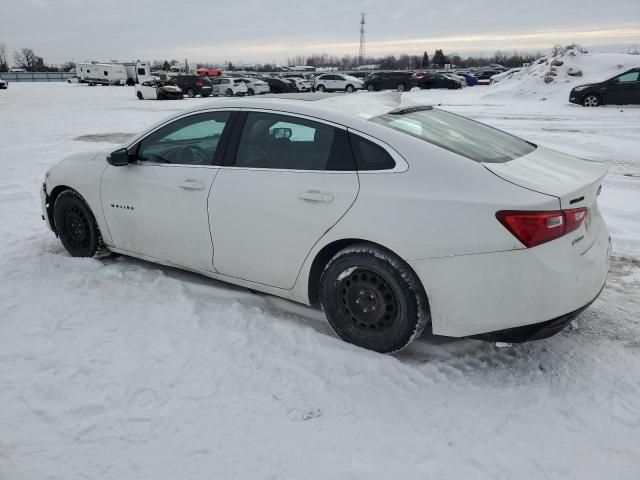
left=483, top=146, right=608, bottom=210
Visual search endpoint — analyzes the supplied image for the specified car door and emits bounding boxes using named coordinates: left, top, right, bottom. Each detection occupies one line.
left=604, top=70, right=640, bottom=105
left=101, top=110, right=234, bottom=271
left=209, top=110, right=359, bottom=289
left=141, top=81, right=158, bottom=99
left=210, top=78, right=220, bottom=95
left=334, top=75, right=346, bottom=90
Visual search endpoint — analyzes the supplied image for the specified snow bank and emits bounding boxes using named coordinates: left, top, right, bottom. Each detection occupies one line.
left=481, top=46, right=640, bottom=102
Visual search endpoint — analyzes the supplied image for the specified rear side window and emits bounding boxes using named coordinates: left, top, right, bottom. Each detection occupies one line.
left=349, top=134, right=396, bottom=170
left=370, top=107, right=535, bottom=163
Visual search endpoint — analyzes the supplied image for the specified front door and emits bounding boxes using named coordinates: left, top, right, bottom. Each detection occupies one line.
left=209, top=110, right=359, bottom=289
left=101, top=111, right=232, bottom=271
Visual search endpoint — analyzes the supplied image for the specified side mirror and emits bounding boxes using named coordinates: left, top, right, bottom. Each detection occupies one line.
left=107, top=147, right=130, bottom=166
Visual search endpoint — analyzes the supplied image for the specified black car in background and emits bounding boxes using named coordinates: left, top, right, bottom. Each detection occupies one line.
left=167, top=75, right=212, bottom=97
left=0, top=77, right=7, bottom=89
left=569, top=68, right=640, bottom=106
left=263, top=77, right=294, bottom=93
left=416, top=73, right=462, bottom=90
left=475, top=70, right=501, bottom=84
left=363, top=71, right=416, bottom=91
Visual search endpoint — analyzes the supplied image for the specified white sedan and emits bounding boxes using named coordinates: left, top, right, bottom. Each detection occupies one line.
left=135, top=80, right=183, bottom=100
left=210, top=77, right=248, bottom=96
left=237, top=77, right=270, bottom=95
left=314, top=74, right=364, bottom=92
left=40, top=94, right=610, bottom=353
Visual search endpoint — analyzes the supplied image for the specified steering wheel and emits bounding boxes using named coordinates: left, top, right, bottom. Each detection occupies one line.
left=177, top=145, right=209, bottom=165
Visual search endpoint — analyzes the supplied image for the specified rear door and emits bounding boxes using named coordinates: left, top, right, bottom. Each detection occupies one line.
left=209, top=110, right=359, bottom=289
left=604, top=70, right=640, bottom=105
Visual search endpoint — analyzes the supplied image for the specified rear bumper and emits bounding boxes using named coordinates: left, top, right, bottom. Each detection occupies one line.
left=409, top=217, right=611, bottom=337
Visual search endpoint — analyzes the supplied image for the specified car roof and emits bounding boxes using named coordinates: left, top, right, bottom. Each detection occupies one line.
left=125, top=92, right=433, bottom=147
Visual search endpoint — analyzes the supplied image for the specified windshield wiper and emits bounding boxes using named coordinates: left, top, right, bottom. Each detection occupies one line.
left=388, top=106, right=433, bottom=115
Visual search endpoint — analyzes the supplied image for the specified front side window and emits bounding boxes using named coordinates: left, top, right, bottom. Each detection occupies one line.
left=235, top=112, right=354, bottom=171
left=613, top=71, right=639, bottom=83
left=137, top=68, right=146, bottom=75
left=136, top=112, right=230, bottom=165
left=370, top=107, right=535, bottom=163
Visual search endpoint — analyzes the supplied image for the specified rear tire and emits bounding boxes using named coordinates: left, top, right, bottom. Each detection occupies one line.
left=345, top=84, right=355, bottom=93
left=247, top=88, right=255, bottom=95
left=187, top=88, right=195, bottom=98
left=367, top=84, right=375, bottom=92
left=396, top=83, right=405, bottom=92
left=316, top=84, right=326, bottom=92
left=319, top=244, right=430, bottom=353
left=225, top=88, right=233, bottom=97
left=53, top=190, right=108, bottom=258
left=583, top=94, right=601, bottom=107
left=136, top=91, right=143, bottom=100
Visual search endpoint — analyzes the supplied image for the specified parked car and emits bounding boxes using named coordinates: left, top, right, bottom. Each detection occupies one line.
left=67, top=76, right=81, bottom=84
left=41, top=95, right=610, bottom=354
left=263, top=77, right=294, bottom=93
left=135, top=80, right=183, bottom=100
left=416, top=73, right=462, bottom=89
left=363, top=71, right=416, bottom=91
left=196, top=67, right=223, bottom=77
left=238, top=78, right=270, bottom=95
left=210, top=77, right=249, bottom=96
left=314, top=73, right=363, bottom=93
left=279, top=75, right=312, bottom=92
left=569, top=68, right=640, bottom=106
left=456, top=72, right=478, bottom=86
left=476, top=70, right=501, bottom=84
left=441, top=72, right=467, bottom=86
left=0, top=77, right=8, bottom=89
left=167, top=75, right=212, bottom=97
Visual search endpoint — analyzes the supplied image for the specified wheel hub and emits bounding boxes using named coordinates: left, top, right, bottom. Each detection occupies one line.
left=340, top=268, right=399, bottom=331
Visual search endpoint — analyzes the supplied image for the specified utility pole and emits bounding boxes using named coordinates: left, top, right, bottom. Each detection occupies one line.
left=359, top=13, right=366, bottom=66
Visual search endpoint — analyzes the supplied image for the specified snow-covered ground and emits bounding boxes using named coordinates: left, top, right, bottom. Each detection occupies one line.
left=1, top=81, right=639, bottom=480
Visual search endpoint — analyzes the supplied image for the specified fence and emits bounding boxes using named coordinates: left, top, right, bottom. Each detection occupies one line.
left=2, top=72, right=75, bottom=82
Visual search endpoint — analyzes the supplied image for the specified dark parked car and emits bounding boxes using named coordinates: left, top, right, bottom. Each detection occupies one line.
left=363, top=71, right=416, bottom=91
left=569, top=68, right=640, bottom=106
left=167, top=75, right=212, bottom=97
left=263, top=77, right=294, bottom=93
left=476, top=70, right=501, bottom=84
left=416, top=73, right=462, bottom=90
left=0, top=77, right=7, bottom=89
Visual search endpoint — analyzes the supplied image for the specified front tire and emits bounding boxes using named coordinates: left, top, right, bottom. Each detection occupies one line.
left=345, top=84, right=355, bottom=93
left=136, top=91, right=143, bottom=100
left=187, top=88, right=195, bottom=98
left=316, top=84, right=326, bottom=92
left=247, top=88, right=255, bottom=96
left=225, top=88, right=233, bottom=97
left=53, top=190, right=107, bottom=258
left=583, top=94, right=601, bottom=107
left=320, top=244, right=430, bottom=353
left=367, top=84, right=375, bottom=92
left=396, top=83, right=405, bottom=92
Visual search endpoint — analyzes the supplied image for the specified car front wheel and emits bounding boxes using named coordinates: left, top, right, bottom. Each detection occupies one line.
left=583, top=94, right=601, bottom=107
left=367, top=84, right=375, bottom=92
left=320, top=244, right=430, bottom=353
left=247, top=88, right=255, bottom=95
left=345, top=84, right=355, bottom=93
left=225, top=88, right=233, bottom=97
left=136, top=91, right=143, bottom=100
left=396, top=83, right=405, bottom=92
left=187, top=88, right=195, bottom=98
left=53, top=190, right=108, bottom=258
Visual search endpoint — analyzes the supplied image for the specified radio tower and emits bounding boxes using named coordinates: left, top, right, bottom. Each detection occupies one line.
left=359, top=13, right=366, bottom=66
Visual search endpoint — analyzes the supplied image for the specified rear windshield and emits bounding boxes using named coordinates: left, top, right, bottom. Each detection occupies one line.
left=370, top=107, right=535, bottom=163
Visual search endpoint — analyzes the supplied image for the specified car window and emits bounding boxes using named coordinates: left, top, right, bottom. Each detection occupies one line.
left=137, top=112, right=230, bottom=166
left=235, top=112, right=355, bottom=171
left=613, top=71, right=639, bottom=83
left=370, top=107, right=535, bottom=163
left=349, top=134, right=396, bottom=170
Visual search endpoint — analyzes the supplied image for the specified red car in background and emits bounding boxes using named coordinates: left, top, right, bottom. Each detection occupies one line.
left=196, top=68, right=223, bottom=77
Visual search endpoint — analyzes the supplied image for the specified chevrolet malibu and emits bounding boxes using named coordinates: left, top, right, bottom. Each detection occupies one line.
left=41, top=94, right=610, bottom=353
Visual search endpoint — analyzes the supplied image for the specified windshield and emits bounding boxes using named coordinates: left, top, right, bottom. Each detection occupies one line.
left=370, top=107, right=536, bottom=163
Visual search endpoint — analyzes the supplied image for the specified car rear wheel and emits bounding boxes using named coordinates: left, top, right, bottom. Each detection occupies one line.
left=367, top=84, right=375, bottom=92
left=345, top=84, right=355, bottom=93
left=320, top=244, right=430, bottom=353
left=225, top=88, right=233, bottom=97
left=136, top=91, right=143, bottom=100
left=187, top=88, right=195, bottom=98
left=396, top=83, right=405, bottom=92
left=316, top=84, right=326, bottom=92
left=53, top=190, right=108, bottom=258
left=583, top=94, right=601, bottom=107
left=247, top=88, right=255, bottom=95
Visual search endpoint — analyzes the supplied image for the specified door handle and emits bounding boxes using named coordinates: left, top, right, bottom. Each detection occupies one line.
left=298, top=190, right=334, bottom=203
left=179, top=179, right=206, bottom=190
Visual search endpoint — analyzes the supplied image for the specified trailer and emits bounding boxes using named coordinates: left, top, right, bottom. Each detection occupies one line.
left=77, top=61, right=152, bottom=86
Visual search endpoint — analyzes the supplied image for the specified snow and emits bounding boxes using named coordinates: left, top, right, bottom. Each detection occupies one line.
left=1, top=79, right=640, bottom=479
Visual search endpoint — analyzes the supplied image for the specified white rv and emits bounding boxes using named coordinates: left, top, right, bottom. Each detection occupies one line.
left=77, top=61, right=151, bottom=86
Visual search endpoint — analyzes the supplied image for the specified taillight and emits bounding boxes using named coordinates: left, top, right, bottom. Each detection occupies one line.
left=496, top=208, right=588, bottom=248
left=196, top=81, right=203, bottom=86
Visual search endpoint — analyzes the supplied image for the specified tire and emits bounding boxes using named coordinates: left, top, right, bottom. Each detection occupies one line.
left=247, top=88, right=255, bottom=96
left=53, top=190, right=108, bottom=258
left=367, top=84, right=375, bottom=92
left=316, top=84, right=326, bottom=92
left=201, top=93, right=210, bottom=98
left=320, top=244, right=430, bottom=353
left=396, top=83, right=405, bottom=92
left=583, top=94, right=601, bottom=107
left=136, top=91, right=143, bottom=100
left=225, top=88, right=233, bottom=97
left=345, top=84, right=355, bottom=93
left=187, top=88, right=195, bottom=98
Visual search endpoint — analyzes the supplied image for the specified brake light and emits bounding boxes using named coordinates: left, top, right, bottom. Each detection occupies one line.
left=496, top=208, right=588, bottom=248
left=196, top=81, right=203, bottom=86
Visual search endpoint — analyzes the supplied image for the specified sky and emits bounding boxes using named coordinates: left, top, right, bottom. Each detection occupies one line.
left=1, top=0, right=639, bottom=66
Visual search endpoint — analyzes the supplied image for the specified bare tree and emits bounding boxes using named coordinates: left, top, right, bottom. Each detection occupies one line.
left=0, top=43, right=8, bottom=72
left=13, top=48, right=38, bottom=71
